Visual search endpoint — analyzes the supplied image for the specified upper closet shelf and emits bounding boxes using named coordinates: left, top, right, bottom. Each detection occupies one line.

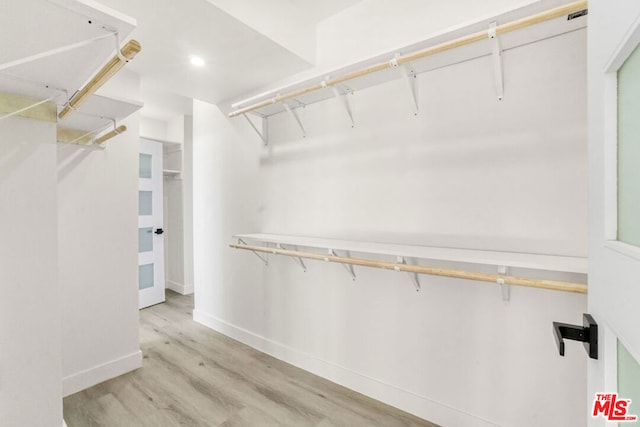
left=229, top=0, right=587, bottom=120
left=0, top=0, right=141, bottom=146
left=233, top=233, right=588, bottom=275
left=56, top=95, right=143, bottom=145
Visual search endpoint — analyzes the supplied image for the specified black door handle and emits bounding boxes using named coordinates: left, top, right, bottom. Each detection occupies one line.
left=154, top=228, right=164, bottom=235
left=553, top=313, right=598, bottom=359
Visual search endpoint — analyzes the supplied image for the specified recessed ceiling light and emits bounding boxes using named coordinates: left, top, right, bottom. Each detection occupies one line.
left=190, top=56, right=205, bottom=67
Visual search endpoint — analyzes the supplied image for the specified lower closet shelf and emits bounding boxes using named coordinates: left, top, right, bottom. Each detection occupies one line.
left=230, top=234, right=588, bottom=295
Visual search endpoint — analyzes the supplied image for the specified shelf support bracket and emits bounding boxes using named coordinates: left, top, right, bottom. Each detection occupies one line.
left=277, top=244, right=306, bottom=272
left=328, top=249, right=356, bottom=281
left=488, top=22, right=504, bottom=101
left=390, top=56, right=419, bottom=115
left=243, top=114, right=268, bottom=145
left=497, top=265, right=510, bottom=301
left=328, top=84, right=355, bottom=127
left=282, top=102, right=306, bottom=138
left=238, top=238, right=268, bottom=266
left=396, top=256, right=421, bottom=292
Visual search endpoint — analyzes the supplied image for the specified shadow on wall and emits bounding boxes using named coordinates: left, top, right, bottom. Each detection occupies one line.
left=57, top=143, right=95, bottom=182
left=0, top=121, right=55, bottom=184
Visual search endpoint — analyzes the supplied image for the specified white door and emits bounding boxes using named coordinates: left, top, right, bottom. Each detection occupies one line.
left=138, top=138, right=165, bottom=309
left=589, top=2, right=640, bottom=425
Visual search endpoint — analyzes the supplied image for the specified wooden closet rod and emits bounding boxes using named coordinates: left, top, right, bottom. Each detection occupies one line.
left=228, top=0, right=587, bottom=118
left=230, top=243, right=588, bottom=294
left=58, top=40, right=141, bottom=119
left=94, top=125, right=127, bottom=144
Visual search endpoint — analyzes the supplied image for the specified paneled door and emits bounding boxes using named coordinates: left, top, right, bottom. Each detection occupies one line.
left=138, top=138, right=165, bottom=309
left=589, top=3, right=640, bottom=426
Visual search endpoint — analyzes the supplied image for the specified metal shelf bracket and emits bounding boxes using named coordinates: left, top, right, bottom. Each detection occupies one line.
left=390, top=55, right=419, bottom=115
left=328, top=249, right=356, bottom=281
left=395, top=256, right=421, bottom=292
left=497, top=265, right=510, bottom=301
left=277, top=244, right=306, bottom=272
left=282, top=102, right=306, bottom=138
left=243, top=114, right=268, bottom=145
left=330, top=84, right=355, bottom=127
left=488, top=22, right=504, bottom=101
left=238, top=238, right=268, bottom=266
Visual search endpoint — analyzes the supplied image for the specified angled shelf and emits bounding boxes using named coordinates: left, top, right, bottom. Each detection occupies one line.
left=231, top=233, right=588, bottom=295
left=228, top=1, right=587, bottom=137
left=57, top=95, right=143, bottom=145
left=0, top=0, right=135, bottom=95
left=0, top=0, right=141, bottom=146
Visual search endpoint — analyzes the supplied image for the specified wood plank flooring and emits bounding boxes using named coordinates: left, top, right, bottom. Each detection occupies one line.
left=63, top=290, right=439, bottom=427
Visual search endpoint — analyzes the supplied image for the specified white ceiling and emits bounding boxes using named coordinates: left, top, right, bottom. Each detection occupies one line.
left=94, top=0, right=362, bottom=118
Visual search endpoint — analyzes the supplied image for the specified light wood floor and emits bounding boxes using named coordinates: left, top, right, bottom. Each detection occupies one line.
left=64, top=290, right=439, bottom=427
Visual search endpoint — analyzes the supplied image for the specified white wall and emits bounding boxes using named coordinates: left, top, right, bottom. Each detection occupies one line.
left=182, top=116, right=195, bottom=294
left=0, top=115, right=62, bottom=426
left=316, top=0, right=535, bottom=68
left=193, top=25, right=588, bottom=427
left=205, top=0, right=317, bottom=64
left=59, top=71, right=142, bottom=396
left=140, top=116, right=168, bottom=141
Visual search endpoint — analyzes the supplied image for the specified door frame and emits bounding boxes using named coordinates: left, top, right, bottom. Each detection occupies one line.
left=138, top=138, right=166, bottom=309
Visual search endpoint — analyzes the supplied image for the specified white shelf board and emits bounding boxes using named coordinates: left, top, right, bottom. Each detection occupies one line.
left=231, top=1, right=587, bottom=118
left=57, top=94, right=143, bottom=132
left=0, top=0, right=135, bottom=100
left=233, top=233, right=588, bottom=274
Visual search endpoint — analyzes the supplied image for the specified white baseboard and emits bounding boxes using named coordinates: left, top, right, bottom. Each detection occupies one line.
left=62, top=350, right=142, bottom=397
left=193, top=309, right=498, bottom=427
left=166, top=280, right=194, bottom=295
left=63, top=420, right=68, bottom=427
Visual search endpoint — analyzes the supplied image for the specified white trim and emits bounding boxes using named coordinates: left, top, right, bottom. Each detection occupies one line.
left=166, top=280, right=194, bottom=295
left=605, top=240, right=640, bottom=262
left=63, top=420, right=68, bottom=427
left=603, top=10, right=640, bottom=244
left=62, top=350, right=142, bottom=397
left=603, top=322, right=620, bottom=395
left=193, top=309, right=500, bottom=427
left=604, top=12, right=640, bottom=73
left=602, top=70, right=618, bottom=242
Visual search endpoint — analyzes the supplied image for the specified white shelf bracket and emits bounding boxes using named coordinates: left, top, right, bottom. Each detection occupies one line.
left=282, top=102, right=306, bottom=138
left=396, top=256, right=421, bottom=292
left=243, top=114, right=268, bottom=145
left=488, top=22, right=504, bottom=101
left=390, top=55, right=419, bottom=115
left=238, top=238, right=268, bottom=266
left=330, top=85, right=355, bottom=127
left=277, top=244, right=306, bottom=272
left=329, top=249, right=356, bottom=281
left=497, top=265, right=510, bottom=301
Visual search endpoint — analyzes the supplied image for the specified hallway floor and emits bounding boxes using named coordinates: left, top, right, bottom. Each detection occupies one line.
left=63, top=290, right=438, bottom=427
